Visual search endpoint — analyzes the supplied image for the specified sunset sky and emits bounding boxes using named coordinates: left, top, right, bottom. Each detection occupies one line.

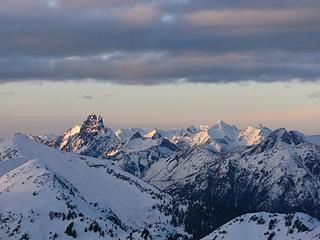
left=0, top=0, right=320, bottom=137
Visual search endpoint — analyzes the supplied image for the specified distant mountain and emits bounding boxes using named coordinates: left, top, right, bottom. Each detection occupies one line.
left=30, top=113, right=320, bottom=239
left=48, top=113, right=120, bottom=158
left=171, top=121, right=271, bottom=152
left=43, top=114, right=183, bottom=177
left=144, top=128, right=320, bottom=238
left=238, top=124, right=272, bottom=145
left=115, top=128, right=146, bottom=143
left=201, top=212, right=320, bottom=240
left=42, top=114, right=278, bottom=159
left=0, top=134, right=187, bottom=240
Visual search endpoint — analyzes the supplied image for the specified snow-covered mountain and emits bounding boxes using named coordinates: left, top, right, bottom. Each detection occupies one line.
left=28, top=113, right=320, bottom=239
left=144, top=128, right=320, bottom=238
left=48, top=113, right=120, bottom=158
left=44, top=114, right=183, bottom=177
left=0, top=134, right=187, bottom=240
left=238, top=124, right=272, bottom=145
left=44, top=114, right=276, bottom=159
left=201, top=212, right=320, bottom=240
left=170, top=121, right=272, bottom=152
left=109, top=136, right=179, bottom=177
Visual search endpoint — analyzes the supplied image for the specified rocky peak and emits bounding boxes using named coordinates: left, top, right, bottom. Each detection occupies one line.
left=80, top=113, right=105, bottom=134
left=272, top=128, right=305, bottom=145
left=145, top=129, right=163, bottom=140
left=211, top=120, right=239, bottom=136
left=250, top=128, right=306, bottom=154
left=186, top=125, right=198, bottom=134
left=239, top=125, right=271, bottom=146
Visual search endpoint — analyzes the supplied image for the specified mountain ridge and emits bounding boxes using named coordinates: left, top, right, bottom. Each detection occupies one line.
left=25, top=113, right=320, bottom=239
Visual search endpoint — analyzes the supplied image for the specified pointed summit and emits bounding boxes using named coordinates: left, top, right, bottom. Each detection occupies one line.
left=145, top=129, right=163, bottom=140
left=210, top=120, right=239, bottom=138
left=80, top=113, right=105, bottom=133
left=130, top=131, right=144, bottom=140
left=239, top=125, right=270, bottom=146
left=216, top=120, right=227, bottom=126
left=213, top=120, right=238, bottom=131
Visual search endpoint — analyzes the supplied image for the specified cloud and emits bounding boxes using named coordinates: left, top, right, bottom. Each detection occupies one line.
left=183, top=9, right=320, bottom=28
left=117, top=4, right=160, bottom=26
left=0, top=0, right=320, bottom=84
left=1, top=51, right=320, bottom=85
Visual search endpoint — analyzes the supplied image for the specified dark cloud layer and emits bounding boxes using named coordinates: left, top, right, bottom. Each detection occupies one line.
left=0, top=0, right=320, bottom=84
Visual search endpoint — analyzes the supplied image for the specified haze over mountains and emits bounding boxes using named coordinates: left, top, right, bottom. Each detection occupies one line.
left=1, top=113, right=320, bottom=239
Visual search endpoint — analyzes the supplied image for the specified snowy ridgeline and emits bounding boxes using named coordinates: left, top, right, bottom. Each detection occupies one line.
left=0, top=134, right=187, bottom=240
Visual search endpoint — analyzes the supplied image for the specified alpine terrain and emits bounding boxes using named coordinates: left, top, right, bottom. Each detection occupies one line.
left=1, top=113, right=320, bottom=240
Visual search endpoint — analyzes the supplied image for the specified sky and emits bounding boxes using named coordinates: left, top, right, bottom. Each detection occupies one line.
left=0, top=0, right=320, bottom=137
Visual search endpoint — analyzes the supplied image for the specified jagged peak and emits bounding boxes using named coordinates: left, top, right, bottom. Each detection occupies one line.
left=216, top=120, right=227, bottom=125
left=86, top=113, right=103, bottom=123
left=186, top=124, right=208, bottom=133
left=239, top=125, right=271, bottom=146
left=251, top=128, right=306, bottom=153
left=80, top=113, right=105, bottom=133
left=145, top=129, right=163, bottom=140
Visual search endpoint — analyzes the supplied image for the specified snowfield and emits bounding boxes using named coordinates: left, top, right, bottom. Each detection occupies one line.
left=0, top=133, right=185, bottom=240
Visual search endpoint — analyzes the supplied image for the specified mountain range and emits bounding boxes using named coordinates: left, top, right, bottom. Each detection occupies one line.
left=1, top=113, right=320, bottom=239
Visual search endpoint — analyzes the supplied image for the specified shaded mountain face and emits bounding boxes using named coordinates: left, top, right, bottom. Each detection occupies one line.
left=201, top=212, right=320, bottom=240
left=145, top=128, right=320, bottom=239
left=107, top=136, right=180, bottom=177
left=0, top=134, right=187, bottom=240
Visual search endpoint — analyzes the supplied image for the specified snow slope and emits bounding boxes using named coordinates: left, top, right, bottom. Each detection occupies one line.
left=29, top=113, right=320, bottom=239
left=201, top=212, right=320, bottom=240
left=238, top=125, right=271, bottom=146
left=0, top=134, right=185, bottom=240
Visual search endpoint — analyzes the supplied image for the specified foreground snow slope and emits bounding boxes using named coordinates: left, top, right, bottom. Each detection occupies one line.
left=201, top=212, right=320, bottom=240
left=0, top=134, right=183, bottom=240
